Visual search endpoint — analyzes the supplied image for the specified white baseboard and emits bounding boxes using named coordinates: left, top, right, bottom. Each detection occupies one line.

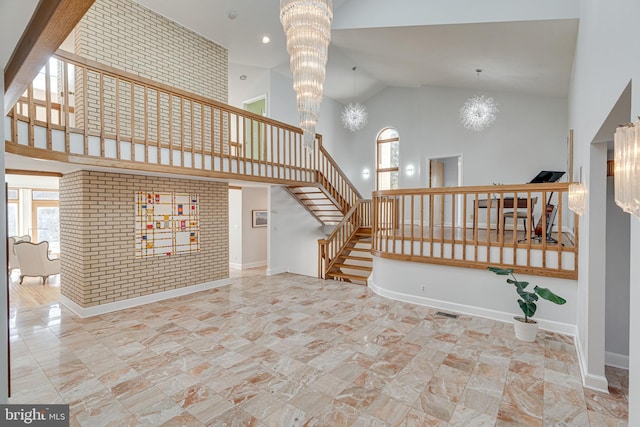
left=59, top=277, right=231, bottom=318
left=574, top=334, right=610, bottom=393
left=369, top=280, right=613, bottom=392
left=367, top=281, right=577, bottom=336
left=605, top=351, right=629, bottom=370
left=230, top=261, right=267, bottom=270
left=266, top=266, right=287, bottom=276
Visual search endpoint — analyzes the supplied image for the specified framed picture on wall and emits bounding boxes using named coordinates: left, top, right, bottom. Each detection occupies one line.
left=252, top=210, right=268, bottom=227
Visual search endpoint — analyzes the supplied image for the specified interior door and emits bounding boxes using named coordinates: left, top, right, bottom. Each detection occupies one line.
left=430, top=160, right=444, bottom=225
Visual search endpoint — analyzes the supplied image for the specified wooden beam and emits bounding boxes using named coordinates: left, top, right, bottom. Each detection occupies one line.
left=5, top=169, right=63, bottom=178
left=4, top=0, right=95, bottom=114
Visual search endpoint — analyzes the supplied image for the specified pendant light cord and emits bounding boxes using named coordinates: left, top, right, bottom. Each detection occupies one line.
left=353, top=66, right=357, bottom=98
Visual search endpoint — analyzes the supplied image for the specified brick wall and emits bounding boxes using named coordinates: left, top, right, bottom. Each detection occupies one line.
left=74, top=0, right=228, bottom=102
left=72, top=0, right=228, bottom=135
left=60, top=170, right=229, bottom=308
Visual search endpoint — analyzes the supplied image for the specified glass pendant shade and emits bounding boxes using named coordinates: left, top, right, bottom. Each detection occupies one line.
left=460, top=69, right=498, bottom=132
left=341, top=66, right=367, bottom=131
left=342, top=102, right=367, bottom=131
left=460, top=95, right=499, bottom=131
left=280, top=0, right=333, bottom=151
left=614, top=121, right=640, bottom=217
left=568, top=182, right=586, bottom=216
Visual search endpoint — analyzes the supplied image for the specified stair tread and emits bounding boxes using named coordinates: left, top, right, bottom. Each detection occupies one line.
left=326, top=271, right=369, bottom=281
left=342, top=255, right=372, bottom=261
left=333, top=263, right=372, bottom=271
left=346, top=246, right=371, bottom=252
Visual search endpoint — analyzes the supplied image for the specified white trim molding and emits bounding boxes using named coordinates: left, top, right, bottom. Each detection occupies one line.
left=574, top=333, right=610, bottom=393
left=60, top=278, right=231, bottom=318
left=230, top=261, right=267, bottom=270
left=266, top=266, right=287, bottom=276
left=605, top=351, right=629, bottom=371
left=368, top=280, right=577, bottom=336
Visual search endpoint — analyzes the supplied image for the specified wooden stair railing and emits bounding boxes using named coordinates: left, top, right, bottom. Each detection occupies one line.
left=318, top=199, right=371, bottom=280
left=315, top=142, right=362, bottom=213
left=325, top=227, right=372, bottom=285
left=6, top=50, right=363, bottom=227
left=6, top=50, right=368, bottom=273
left=284, top=139, right=363, bottom=225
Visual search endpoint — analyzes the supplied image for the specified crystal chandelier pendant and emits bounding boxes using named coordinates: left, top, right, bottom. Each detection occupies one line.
left=280, top=0, right=333, bottom=152
left=342, top=66, right=367, bottom=131
left=342, top=102, right=368, bottom=131
left=460, top=69, right=499, bottom=132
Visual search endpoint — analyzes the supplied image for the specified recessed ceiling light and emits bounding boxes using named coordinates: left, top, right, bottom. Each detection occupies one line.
left=262, top=35, right=271, bottom=44
left=240, top=75, right=247, bottom=80
left=228, top=10, right=237, bottom=20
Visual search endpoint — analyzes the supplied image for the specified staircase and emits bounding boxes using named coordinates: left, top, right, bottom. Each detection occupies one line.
left=284, top=185, right=345, bottom=224
left=325, top=227, right=372, bottom=285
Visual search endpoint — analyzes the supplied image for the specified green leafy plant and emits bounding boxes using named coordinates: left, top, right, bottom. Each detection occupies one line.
left=487, top=267, right=566, bottom=323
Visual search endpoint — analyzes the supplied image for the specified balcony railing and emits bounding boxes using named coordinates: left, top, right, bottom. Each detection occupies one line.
left=7, top=51, right=327, bottom=187
left=372, top=183, right=578, bottom=279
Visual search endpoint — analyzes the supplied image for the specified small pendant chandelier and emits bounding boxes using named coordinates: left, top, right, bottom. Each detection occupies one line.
left=460, top=69, right=499, bottom=132
left=341, top=66, right=368, bottom=132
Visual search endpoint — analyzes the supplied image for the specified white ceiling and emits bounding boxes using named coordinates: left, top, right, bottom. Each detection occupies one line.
left=133, top=0, right=579, bottom=103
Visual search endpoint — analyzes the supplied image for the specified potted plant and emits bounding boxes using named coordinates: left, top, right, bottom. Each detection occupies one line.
left=488, top=267, right=566, bottom=342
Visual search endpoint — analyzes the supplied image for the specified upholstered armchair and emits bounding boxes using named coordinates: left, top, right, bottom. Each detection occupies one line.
left=8, top=235, right=31, bottom=273
left=13, top=241, right=60, bottom=285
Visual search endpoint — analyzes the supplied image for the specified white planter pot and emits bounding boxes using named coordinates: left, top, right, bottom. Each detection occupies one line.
left=513, top=317, right=538, bottom=342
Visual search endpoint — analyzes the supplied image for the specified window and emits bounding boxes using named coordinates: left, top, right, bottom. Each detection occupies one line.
left=32, top=190, right=60, bottom=254
left=376, top=128, right=399, bottom=190
left=7, top=188, right=19, bottom=237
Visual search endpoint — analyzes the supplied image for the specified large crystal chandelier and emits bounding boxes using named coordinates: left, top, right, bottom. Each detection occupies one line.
left=460, top=69, right=499, bottom=132
left=341, top=66, right=368, bottom=131
left=614, top=119, right=640, bottom=217
left=280, top=0, right=333, bottom=152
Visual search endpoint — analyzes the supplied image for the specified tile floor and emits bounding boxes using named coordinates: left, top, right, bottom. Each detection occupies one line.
left=8, top=269, right=628, bottom=426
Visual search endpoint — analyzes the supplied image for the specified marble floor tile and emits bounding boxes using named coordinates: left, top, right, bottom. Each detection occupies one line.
left=7, top=268, right=629, bottom=426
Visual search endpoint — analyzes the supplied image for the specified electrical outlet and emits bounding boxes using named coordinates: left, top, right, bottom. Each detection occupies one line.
left=421, top=285, right=425, bottom=292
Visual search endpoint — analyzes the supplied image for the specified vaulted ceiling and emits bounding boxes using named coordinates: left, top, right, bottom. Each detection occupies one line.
left=133, top=0, right=579, bottom=103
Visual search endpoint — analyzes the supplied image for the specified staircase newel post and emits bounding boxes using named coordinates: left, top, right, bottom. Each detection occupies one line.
left=318, top=239, right=328, bottom=279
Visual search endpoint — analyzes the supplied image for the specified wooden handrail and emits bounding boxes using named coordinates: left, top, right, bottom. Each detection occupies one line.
left=318, top=199, right=371, bottom=278
left=372, top=183, right=578, bottom=279
left=53, top=50, right=303, bottom=133
left=373, top=182, right=570, bottom=196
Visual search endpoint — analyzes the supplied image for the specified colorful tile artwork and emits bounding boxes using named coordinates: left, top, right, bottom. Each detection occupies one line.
left=134, top=192, right=200, bottom=258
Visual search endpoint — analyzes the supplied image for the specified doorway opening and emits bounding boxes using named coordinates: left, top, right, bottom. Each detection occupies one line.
left=6, top=173, right=61, bottom=309
left=428, top=155, right=463, bottom=227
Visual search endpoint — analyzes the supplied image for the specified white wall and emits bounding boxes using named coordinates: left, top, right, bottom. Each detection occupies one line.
left=268, top=186, right=325, bottom=277
left=568, top=0, right=640, bottom=414
left=345, top=85, right=569, bottom=198
left=267, top=71, right=357, bottom=277
left=0, top=65, right=7, bottom=406
left=229, top=187, right=268, bottom=269
left=371, top=258, right=577, bottom=334
left=605, top=174, right=630, bottom=368
left=228, top=63, right=270, bottom=111
left=228, top=189, right=242, bottom=267
left=242, top=188, right=268, bottom=268
left=630, top=218, right=640, bottom=426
